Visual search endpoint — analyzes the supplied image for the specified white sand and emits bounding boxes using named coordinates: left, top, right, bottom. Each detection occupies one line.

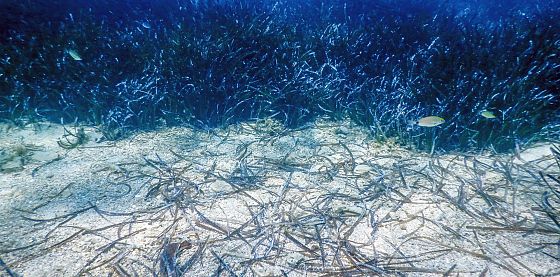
left=0, top=119, right=558, bottom=276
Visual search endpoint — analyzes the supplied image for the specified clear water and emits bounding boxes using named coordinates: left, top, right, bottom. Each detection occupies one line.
left=1, top=1, right=559, bottom=276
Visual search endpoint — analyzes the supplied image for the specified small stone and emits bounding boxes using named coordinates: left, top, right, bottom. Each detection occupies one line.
left=354, top=164, right=372, bottom=175
left=285, top=252, right=305, bottom=267
left=335, top=126, right=350, bottom=136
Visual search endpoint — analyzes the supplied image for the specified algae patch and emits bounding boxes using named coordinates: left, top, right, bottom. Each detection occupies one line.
left=0, top=140, right=43, bottom=173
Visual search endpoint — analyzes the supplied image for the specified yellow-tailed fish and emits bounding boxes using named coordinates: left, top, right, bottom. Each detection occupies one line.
left=480, top=110, right=496, bottom=119
left=416, top=116, right=445, bottom=127
left=67, top=49, right=82, bottom=61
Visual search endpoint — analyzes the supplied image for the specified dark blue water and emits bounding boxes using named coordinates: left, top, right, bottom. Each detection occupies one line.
left=1, top=0, right=559, bottom=151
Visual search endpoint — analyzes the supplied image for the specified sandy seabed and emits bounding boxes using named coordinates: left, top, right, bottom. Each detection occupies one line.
left=0, top=119, right=559, bottom=276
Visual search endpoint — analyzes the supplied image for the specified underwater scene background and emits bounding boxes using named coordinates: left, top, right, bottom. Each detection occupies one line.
left=1, top=1, right=560, bottom=276
left=1, top=0, right=559, bottom=151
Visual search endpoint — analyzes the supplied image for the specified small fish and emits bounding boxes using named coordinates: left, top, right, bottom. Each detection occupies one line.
left=66, top=49, right=82, bottom=61
left=415, top=116, right=445, bottom=127
left=480, top=110, right=496, bottom=119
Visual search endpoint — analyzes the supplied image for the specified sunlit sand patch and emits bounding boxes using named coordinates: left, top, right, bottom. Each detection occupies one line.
left=0, top=120, right=558, bottom=276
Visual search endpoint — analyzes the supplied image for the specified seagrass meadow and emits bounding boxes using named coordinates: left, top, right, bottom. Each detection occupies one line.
left=1, top=0, right=559, bottom=151
left=1, top=0, right=560, bottom=276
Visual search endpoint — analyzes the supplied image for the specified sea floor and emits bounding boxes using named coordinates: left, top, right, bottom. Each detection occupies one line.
left=0, top=119, right=558, bottom=276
